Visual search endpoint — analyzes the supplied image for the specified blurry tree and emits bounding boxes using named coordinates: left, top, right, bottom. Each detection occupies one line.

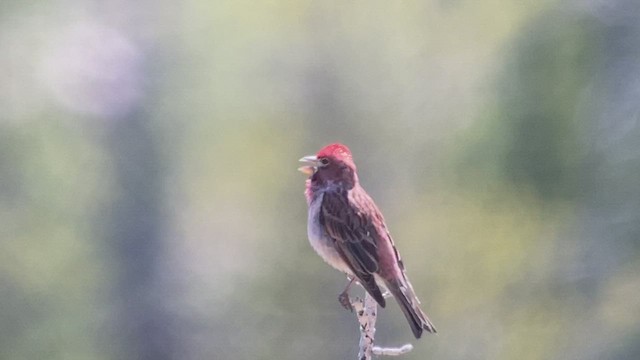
left=498, top=12, right=598, bottom=201
left=460, top=8, right=600, bottom=201
left=103, top=113, right=177, bottom=360
left=83, top=15, right=183, bottom=360
left=456, top=2, right=640, bottom=359
left=571, top=1, right=640, bottom=359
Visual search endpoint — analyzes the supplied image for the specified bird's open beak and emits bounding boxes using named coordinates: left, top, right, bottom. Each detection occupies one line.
left=298, top=155, right=319, bottom=175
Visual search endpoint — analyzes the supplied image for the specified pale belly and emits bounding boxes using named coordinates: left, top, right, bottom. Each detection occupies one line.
left=307, top=193, right=353, bottom=275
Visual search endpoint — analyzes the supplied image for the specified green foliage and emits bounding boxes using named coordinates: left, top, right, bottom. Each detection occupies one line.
left=1, top=1, right=639, bottom=360
left=498, top=12, right=601, bottom=201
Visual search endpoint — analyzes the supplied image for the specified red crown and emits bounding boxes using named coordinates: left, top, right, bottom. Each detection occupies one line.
left=316, top=143, right=353, bottom=160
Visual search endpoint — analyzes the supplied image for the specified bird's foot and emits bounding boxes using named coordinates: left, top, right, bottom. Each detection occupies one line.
left=338, top=291, right=353, bottom=311
left=338, top=276, right=357, bottom=311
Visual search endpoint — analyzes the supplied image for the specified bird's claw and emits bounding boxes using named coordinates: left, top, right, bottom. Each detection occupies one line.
left=338, top=291, right=353, bottom=311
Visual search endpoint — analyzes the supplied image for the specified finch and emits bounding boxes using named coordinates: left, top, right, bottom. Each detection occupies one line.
left=299, top=143, right=436, bottom=338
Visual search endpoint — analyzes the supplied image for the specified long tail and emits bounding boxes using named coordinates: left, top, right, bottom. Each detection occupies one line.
left=387, top=278, right=437, bottom=339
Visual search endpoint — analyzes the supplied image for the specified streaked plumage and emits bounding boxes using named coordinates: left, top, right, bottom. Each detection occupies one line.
left=300, top=143, right=436, bottom=338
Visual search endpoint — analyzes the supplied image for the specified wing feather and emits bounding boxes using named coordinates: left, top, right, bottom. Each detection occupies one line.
left=320, top=189, right=386, bottom=307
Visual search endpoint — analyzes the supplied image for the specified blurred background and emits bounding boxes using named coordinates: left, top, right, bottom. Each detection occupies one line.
left=1, top=0, right=639, bottom=359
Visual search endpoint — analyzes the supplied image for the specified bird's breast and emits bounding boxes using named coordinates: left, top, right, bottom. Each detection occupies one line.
left=307, top=192, right=352, bottom=275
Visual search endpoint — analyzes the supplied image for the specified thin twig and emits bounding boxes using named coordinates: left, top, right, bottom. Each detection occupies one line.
left=373, top=344, right=414, bottom=356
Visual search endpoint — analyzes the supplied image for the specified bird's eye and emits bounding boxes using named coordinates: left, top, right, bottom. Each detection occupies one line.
left=319, top=158, right=330, bottom=166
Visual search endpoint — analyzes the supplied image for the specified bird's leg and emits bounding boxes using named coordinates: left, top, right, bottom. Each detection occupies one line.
left=338, top=276, right=356, bottom=311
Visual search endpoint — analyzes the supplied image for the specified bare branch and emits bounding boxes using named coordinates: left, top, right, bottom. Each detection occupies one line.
left=373, top=344, right=414, bottom=356
left=352, top=293, right=414, bottom=360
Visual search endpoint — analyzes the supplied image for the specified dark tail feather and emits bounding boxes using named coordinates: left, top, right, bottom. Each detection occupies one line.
left=361, top=274, right=386, bottom=308
left=387, top=279, right=436, bottom=338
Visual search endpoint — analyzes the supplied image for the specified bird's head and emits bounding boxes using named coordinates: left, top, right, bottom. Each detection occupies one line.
left=299, top=143, right=358, bottom=188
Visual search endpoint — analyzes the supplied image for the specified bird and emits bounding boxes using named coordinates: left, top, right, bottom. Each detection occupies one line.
left=299, top=143, right=436, bottom=338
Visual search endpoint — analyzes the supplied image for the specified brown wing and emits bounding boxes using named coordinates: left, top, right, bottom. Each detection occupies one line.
left=320, top=189, right=386, bottom=307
